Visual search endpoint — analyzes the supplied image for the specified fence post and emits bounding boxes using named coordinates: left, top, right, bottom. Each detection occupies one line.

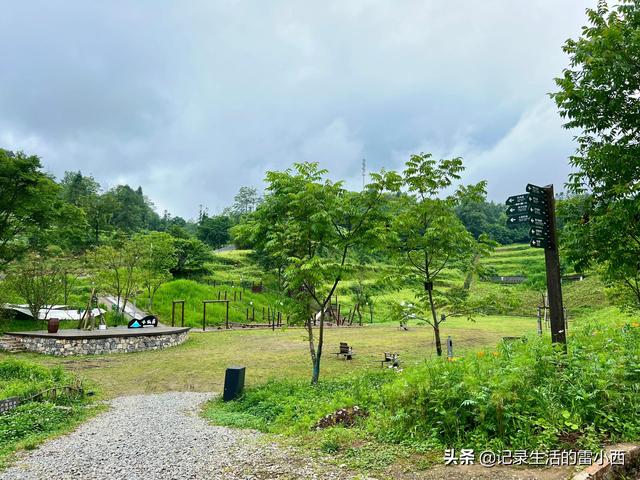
left=537, top=306, right=543, bottom=336
left=447, top=336, right=453, bottom=359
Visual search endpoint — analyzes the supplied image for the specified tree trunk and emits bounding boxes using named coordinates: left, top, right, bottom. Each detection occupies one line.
left=433, top=321, right=443, bottom=356
left=312, top=309, right=325, bottom=385
left=426, top=283, right=441, bottom=356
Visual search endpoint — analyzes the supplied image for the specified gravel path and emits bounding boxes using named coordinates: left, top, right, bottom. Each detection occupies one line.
left=1, top=392, right=351, bottom=480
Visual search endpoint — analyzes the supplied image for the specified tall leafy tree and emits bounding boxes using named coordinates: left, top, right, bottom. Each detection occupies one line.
left=197, top=215, right=231, bottom=248
left=93, top=239, right=144, bottom=313
left=59, top=171, right=100, bottom=207
left=390, top=153, right=487, bottom=356
left=552, top=0, right=640, bottom=307
left=226, top=186, right=260, bottom=217
left=5, top=252, right=65, bottom=320
left=238, top=162, right=398, bottom=383
left=0, top=149, right=59, bottom=267
left=102, top=185, right=159, bottom=232
left=171, top=238, right=212, bottom=276
left=134, top=232, right=176, bottom=309
left=59, top=170, right=107, bottom=245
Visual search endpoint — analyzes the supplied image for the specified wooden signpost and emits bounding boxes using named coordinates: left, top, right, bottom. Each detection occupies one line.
left=506, top=184, right=567, bottom=350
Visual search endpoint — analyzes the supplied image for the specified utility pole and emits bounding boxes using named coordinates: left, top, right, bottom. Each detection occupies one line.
left=361, top=158, right=366, bottom=190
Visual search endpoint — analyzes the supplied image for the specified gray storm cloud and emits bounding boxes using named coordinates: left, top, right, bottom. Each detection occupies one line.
left=0, top=0, right=591, bottom=218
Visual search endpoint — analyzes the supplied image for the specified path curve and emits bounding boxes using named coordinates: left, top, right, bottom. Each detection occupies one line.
left=1, top=392, right=350, bottom=480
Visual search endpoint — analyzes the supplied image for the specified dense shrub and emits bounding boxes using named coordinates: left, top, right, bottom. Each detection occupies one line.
left=376, top=322, right=640, bottom=450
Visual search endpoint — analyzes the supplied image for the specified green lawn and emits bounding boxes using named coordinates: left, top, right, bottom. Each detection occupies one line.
left=0, top=316, right=537, bottom=399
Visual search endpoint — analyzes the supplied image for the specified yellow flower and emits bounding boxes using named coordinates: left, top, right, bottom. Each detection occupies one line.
left=491, top=351, right=499, bottom=357
left=631, top=322, right=640, bottom=328
left=477, top=351, right=486, bottom=358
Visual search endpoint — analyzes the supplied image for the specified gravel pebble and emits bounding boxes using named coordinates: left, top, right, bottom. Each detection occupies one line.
left=1, top=392, right=351, bottom=480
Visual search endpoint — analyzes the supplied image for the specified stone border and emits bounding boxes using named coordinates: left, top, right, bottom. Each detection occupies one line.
left=7, top=327, right=190, bottom=340
left=5, top=328, right=190, bottom=356
left=572, top=444, right=640, bottom=480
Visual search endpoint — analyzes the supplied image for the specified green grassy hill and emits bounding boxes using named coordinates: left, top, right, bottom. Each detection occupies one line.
left=149, top=244, right=609, bottom=328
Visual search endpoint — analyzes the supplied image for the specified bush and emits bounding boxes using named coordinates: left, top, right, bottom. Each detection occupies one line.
left=375, top=320, right=640, bottom=451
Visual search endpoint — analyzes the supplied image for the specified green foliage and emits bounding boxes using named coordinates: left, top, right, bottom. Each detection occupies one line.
left=389, top=153, right=489, bottom=355
left=4, top=252, right=66, bottom=320
left=552, top=1, right=640, bottom=308
left=207, top=316, right=640, bottom=454
left=102, top=185, right=160, bottom=233
left=134, top=232, right=176, bottom=308
left=224, top=186, right=261, bottom=221
left=205, top=372, right=392, bottom=434
left=197, top=215, right=231, bottom=248
left=0, top=402, right=83, bottom=444
left=151, top=279, right=293, bottom=327
left=0, top=360, right=91, bottom=468
left=171, top=238, right=213, bottom=276
left=0, top=359, right=71, bottom=400
left=0, top=149, right=61, bottom=268
left=232, top=161, right=399, bottom=383
left=455, top=200, right=528, bottom=244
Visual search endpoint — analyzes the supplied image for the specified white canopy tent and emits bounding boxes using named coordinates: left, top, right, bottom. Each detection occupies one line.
left=2, top=304, right=105, bottom=321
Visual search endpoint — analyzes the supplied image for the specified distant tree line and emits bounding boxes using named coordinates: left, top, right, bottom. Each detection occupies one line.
left=0, top=148, right=265, bottom=271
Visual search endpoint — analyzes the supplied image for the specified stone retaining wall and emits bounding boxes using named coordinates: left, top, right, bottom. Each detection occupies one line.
left=9, top=330, right=189, bottom=356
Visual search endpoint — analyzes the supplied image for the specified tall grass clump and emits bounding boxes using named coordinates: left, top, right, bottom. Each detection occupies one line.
left=0, top=360, right=94, bottom=467
left=375, top=319, right=640, bottom=451
left=206, top=372, right=392, bottom=434
left=0, top=359, right=72, bottom=400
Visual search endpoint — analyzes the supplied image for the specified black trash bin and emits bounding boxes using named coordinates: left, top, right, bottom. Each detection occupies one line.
left=223, top=366, right=246, bottom=401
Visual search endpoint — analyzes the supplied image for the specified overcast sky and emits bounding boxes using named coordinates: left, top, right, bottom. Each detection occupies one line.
left=0, top=1, right=592, bottom=219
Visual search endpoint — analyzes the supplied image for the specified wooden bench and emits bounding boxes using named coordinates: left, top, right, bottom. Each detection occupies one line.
left=334, top=342, right=355, bottom=360
left=380, top=352, right=400, bottom=368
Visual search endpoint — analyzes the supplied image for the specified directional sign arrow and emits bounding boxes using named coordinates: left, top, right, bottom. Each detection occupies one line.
left=526, top=183, right=546, bottom=195
left=529, top=226, right=550, bottom=238
left=507, top=214, right=529, bottom=228
left=527, top=193, right=545, bottom=205
left=527, top=205, right=549, bottom=218
left=506, top=194, right=529, bottom=206
left=506, top=204, right=528, bottom=215
left=529, top=217, right=549, bottom=228
left=530, top=238, right=551, bottom=249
